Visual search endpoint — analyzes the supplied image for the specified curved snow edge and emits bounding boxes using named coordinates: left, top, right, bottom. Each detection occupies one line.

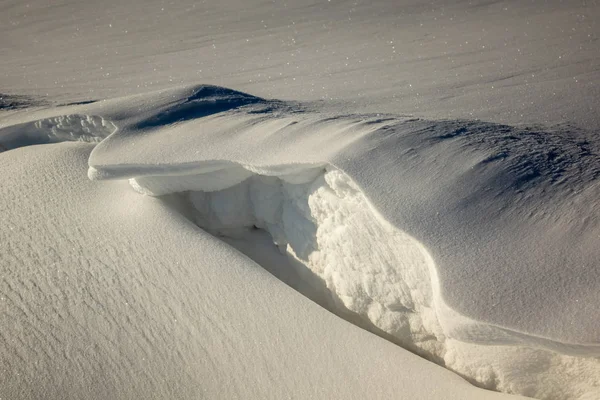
left=90, top=158, right=600, bottom=397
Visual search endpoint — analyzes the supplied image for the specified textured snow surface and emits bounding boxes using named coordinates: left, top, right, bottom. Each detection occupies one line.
left=0, top=143, right=522, bottom=400
left=0, top=114, right=116, bottom=150
left=62, top=84, right=600, bottom=399
left=1, top=0, right=599, bottom=130
left=2, top=0, right=600, bottom=398
left=2, top=84, right=599, bottom=398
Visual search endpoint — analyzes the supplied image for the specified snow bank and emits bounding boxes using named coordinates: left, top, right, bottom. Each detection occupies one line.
left=85, top=85, right=600, bottom=343
left=0, top=142, right=523, bottom=400
left=127, top=160, right=600, bottom=399
left=3, top=84, right=599, bottom=399
left=83, top=85, right=600, bottom=399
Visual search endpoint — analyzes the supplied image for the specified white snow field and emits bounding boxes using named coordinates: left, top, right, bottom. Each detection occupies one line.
left=1, top=0, right=599, bottom=399
left=1, top=0, right=599, bottom=130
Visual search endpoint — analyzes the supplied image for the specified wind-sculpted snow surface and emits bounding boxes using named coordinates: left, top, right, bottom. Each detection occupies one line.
left=3, top=143, right=525, bottom=400
left=84, top=85, right=600, bottom=399
left=2, top=85, right=599, bottom=399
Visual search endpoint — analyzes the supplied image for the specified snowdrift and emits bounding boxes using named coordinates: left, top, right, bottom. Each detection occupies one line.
left=2, top=142, right=527, bottom=400
left=2, top=85, right=599, bottom=399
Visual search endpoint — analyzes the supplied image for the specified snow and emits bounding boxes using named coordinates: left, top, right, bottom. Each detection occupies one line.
left=84, top=87, right=600, bottom=397
left=84, top=85, right=600, bottom=342
left=1, top=0, right=600, bottom=399
left=84, top=85, right=600, bottom=397
left=1, top=0, right=599, bottom=129
left=1, top=83, right=598, bottom=398
left=0, top=142, right=521, bottom=400
left=0, top=114, right=116, bottom=150
left=168, top=166, right=444, bottom=358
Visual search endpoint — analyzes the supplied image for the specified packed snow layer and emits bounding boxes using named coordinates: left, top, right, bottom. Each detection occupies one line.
left=0, top=142, right=523, bottom=400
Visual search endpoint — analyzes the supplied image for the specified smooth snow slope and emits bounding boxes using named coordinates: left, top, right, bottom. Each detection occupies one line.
left=0, top=142, right=522, bottom=400
left=1, top=0, right=599, bottom=130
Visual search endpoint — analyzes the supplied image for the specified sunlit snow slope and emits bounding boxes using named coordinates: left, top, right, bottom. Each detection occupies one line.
left=2, top=85, right=597, bottom=399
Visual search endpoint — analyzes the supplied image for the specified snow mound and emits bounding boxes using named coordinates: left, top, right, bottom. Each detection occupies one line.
left=3, top=84, right=598, bottom=399
left=2, top=142, right=524, bottom=400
